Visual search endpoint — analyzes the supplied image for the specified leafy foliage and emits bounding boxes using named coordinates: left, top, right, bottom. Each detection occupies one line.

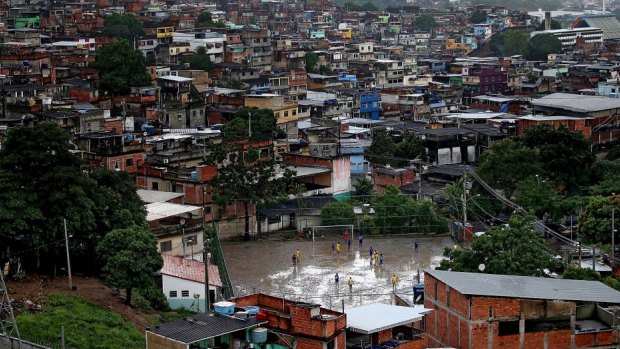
left=352, top=178, right=374, bottom=204
left=305, top=51, right=318, bottom=73
left=365, top=133, right=397, bottom=166
left=196, top=11, right=226, bottom=27
left=590, top=160, right=620, bottom=195
left=321, top=201, right=355, bottom=226
left=470, top=11, right=486, bottom=24
left=103, top=13, right=145, bottom=42
left=562, top=265, right=600, bottom=281
left=16, top=294, right=144, bottom=349
left=536, top=18, right=562, bottom=30
left=181, top=46, right=213, bottom=71
left=518, top=125, right=594, bottom=191
left=576, top=195, right=619, bottom=244
left=438, top=216, right=560, bottom=276
left=527, top=33, right=562, bottom=61
left=413, top=14, right=436, bottom=32
left=97, top=226, right=163, bottom=305
left=373, top=185, right=447, bottom=234
left=94, top=40, right=152, bottom=95
left=343, top=1, right=379, bottom=11
left=222, top=107, right=277, bottom=141
left=514, top=177, right=561, bottom=219
left=213, top=147, right=295, bottom=237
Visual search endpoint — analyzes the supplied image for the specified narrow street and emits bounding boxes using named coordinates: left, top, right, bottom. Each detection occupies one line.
left=222, top=236, right=453, bottom=309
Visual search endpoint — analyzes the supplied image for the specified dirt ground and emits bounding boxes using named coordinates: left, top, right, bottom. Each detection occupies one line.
left=6, top=274, right=151, bottom=330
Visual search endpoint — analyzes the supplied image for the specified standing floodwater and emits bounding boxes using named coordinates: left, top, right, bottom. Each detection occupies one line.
left=222, top=236, right=452, bottom=309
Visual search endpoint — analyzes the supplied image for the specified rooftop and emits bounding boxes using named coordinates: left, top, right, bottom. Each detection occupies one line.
left=426, top=269, right=620, bottom=303
left=147, top=312, right=266, bottom=344
left=145, top=202, right=201, bottom=222
left=161, top=255, right=222, bottom=287
left=138, top=189, right=185, bottom=204
left=345, top=303, right=432, bottom=334
left=532, top=93, right=620, bottom=114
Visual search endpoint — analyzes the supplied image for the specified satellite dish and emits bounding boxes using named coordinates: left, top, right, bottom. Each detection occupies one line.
left=478, top=263, right=486, bottom=272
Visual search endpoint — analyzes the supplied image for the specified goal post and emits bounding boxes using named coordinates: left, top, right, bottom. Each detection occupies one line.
left=311, top=225, right=354, bottom=242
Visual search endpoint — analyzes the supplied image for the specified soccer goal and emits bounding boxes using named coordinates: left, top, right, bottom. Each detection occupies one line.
left=311, top=225, right=354, bottom=242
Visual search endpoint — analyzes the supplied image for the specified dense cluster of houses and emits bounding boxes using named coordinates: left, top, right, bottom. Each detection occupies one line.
left=2, top=0, right=620, bottom=347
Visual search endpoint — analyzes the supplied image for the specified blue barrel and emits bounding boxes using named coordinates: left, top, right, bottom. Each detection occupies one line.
left=245, top=306, right=260, bottom=316
left=252, top=328, right=268, bottom=343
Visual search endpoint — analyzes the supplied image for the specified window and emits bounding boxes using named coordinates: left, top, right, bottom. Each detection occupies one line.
left=169, top=290, right=177, bottom=298
left=160, top=240, right=172, bottom=252
left=284, top=111, right=289, bottom=117
left=325, top=339, right=336, bottom=349
left=152, top=182, right=159, bottom=190
left=181, top=290, right=190, bottom=297
left=126, top=158, right=134, bottom=167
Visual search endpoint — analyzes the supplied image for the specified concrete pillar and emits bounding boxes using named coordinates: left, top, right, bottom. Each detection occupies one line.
left=519, top=317, right=525, bottom=349
left=570, top=311, right=576, bottom=349
left=545, top=12, right=552, bottom=30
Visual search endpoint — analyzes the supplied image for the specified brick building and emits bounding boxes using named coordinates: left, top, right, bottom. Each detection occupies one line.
left=424, top=269, right=620, bottom=349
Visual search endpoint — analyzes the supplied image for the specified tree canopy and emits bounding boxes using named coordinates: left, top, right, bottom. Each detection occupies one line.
left=181, top=46, right=213, bottom=71
left=321, top=201, right=355, bottom=226
left=222, top=107, right=278, bottom=142
left=343, top=1, right=379, bottom=11
left=413, top=14, right=436, bottom=32
left=373, top=185, right=447, bottom=234
left=94, top=40, right=152, bottom=96
left=470, top=11, right=486, bottom=24
left=103, top=13, right=145, bottom=42
left=527, top=33, right=562, bottom=61
left=576, top=195, right=619, bottom=244
left=196, top=11, right=226, bottom=28
left=352, top=178, right=374, bottom=204
left=438, top=216, right=560, bottom=276
left=0, top=122, right=146, bottom=273
left=365, top=133, right=425, bottom=167
left=97, top=227, right=163, bottom=305
left=213, top=147, right=295, bottom=239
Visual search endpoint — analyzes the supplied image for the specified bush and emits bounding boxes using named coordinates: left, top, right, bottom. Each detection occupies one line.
left=138, top=286, right=170, bottom=311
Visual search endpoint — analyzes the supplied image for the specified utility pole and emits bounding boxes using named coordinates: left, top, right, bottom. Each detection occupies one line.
left=462, top=170, right=467, bottom=242
left=203, top=238, right=210, bottom=313
left=612, top=207, right=616, bottom=264
left=63, top=218, right=73, bottom=290
left=181, top=218, right=186, bottom=258
left=418, top=162, right=423, bottom=201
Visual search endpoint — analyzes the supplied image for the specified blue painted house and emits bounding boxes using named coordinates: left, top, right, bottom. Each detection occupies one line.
left=359, top=91, right=381, bottom=120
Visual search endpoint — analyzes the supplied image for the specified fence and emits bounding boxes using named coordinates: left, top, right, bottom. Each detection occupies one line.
left=0, top=335, right=61, bottom=349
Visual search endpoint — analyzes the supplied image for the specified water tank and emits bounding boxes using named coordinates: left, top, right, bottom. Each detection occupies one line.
left=251, top=328, right=268, bottom=343
left=191, top=171, right=197, bottom=181
left=213, top=301, right=236, bottom=315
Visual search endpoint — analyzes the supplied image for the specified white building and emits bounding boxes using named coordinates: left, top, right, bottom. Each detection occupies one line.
left=530, top=27, right=604, bottom=49
left=173, top=31, right=226, bottom=63
left=161, top=254, right=223, bottom=312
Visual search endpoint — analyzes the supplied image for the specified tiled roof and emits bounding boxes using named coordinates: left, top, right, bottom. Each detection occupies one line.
left=161, top=254, right=223, bottom=287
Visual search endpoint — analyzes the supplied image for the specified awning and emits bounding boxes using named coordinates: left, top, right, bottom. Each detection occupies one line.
left=345, top=303, right=432, bottom=334
left=146, top=202, right=201, bottom=222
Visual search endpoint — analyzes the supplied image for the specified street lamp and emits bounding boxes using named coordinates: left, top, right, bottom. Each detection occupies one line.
left=203, top=236, right=212, bottom=313
left=180, top=218, right=186, bottom=258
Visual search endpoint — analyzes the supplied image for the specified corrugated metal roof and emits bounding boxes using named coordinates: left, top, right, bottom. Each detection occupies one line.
left=145, top=202, right=201, bottom=221
left=147, top=312, right=267, bottom=344
left=425, top=269, right=620, bottom=303
left=532, top=93, right=620, bottom=114
left=582, top=15, right=620, bottom=40
left=138, top=189, right=185, bottom=204
left=345, top=303, right=432, bottom=334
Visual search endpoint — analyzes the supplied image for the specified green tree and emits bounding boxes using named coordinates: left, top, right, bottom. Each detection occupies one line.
left=374, top=186, right=416, bottom=234
left=305, top=51, right=318, bottom=73
left=94, top=40, right=152, bottom=96
left=321, top=201, right=355, bottom=226
left=413, top=14, right=436, bottom=32
left=562, top=265, right=600, bottom=280
left=590, top=159, right=620, bottom=195
left=528, top=33, right=562, bottom=61
left=97, top=227, right=163, bottom=305
left=470, top=11, right=486, bottom=24
left=514, top=177, right=561, bottom=219
left=365, top=133, right=397, bottom=166
left=438, top=216, right=560, bottom=276
left=103, top=13, right=145, bottom=42
left=0, top=122, right=147, bottom=273
left=536, top=18, right=562, bottom=30
left=213, top=148, right=295, bottom=239
left=352, top=178, right=374, bottom=204
left=476, top=139, right=545, bottom=198
left=576, top=195, right=619, bottom=244
left=395, top=135, right=427, bottom=163
left=503, top=30, right=531, bottom=57
left=181, top=46, right=213, bottom=71
left=518, top=125, right=594, bottom=191
left=196, top=11, right=226, bottom=27
left=222, top=107, right=277, bottom=141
